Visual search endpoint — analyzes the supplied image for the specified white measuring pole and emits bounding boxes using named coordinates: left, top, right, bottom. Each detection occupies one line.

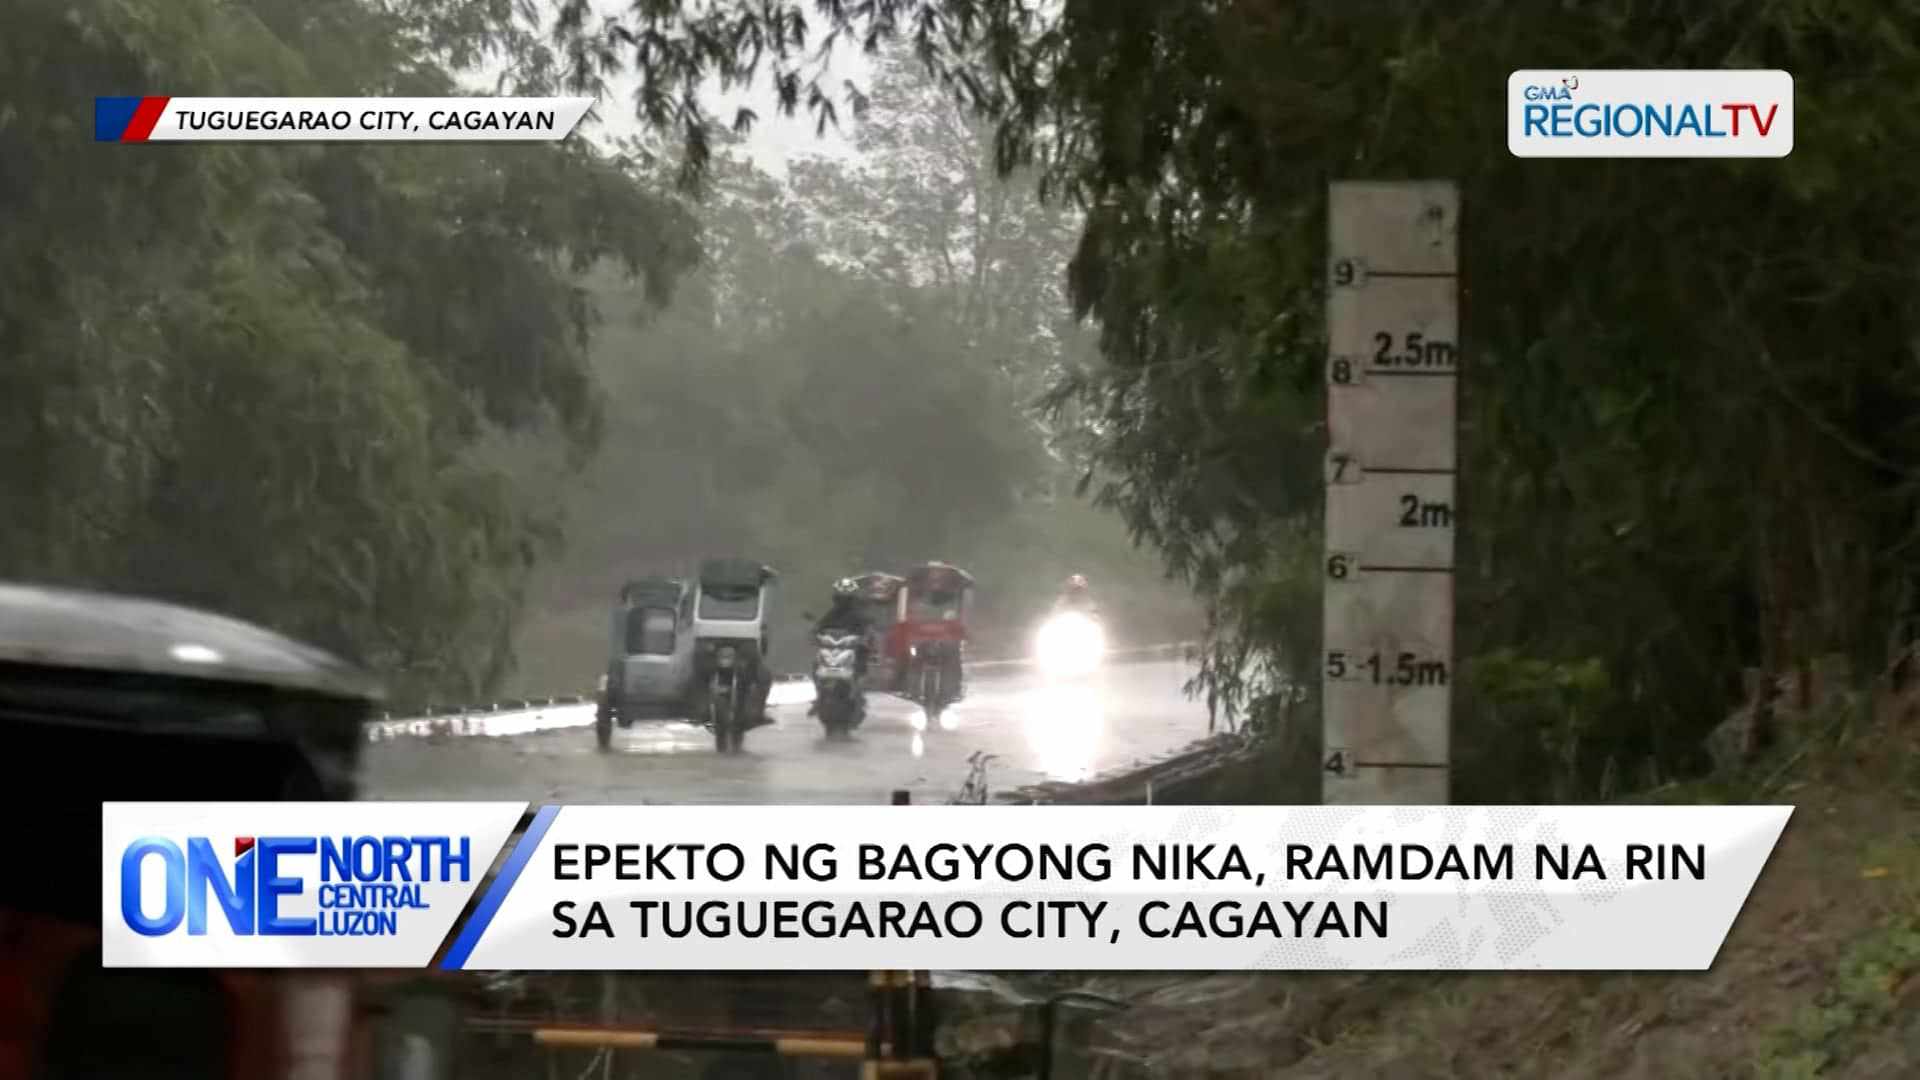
left=1321, top=180, right=1459, bottom=806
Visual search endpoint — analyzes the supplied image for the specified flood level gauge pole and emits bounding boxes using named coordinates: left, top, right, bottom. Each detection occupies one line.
left=1321, top=181, right=1459, bottom=805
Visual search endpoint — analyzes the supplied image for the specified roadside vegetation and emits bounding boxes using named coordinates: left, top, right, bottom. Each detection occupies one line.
left=930, top=678, right=1918, bottom=1078
left=9, top=1, right=1915, bottom=807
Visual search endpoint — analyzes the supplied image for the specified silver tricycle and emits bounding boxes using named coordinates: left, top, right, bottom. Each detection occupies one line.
left=594, top=562, right=777, bottom=753
left=595, top=576, right=696, bottom=749
left=689, top=557, right=779, bottom=753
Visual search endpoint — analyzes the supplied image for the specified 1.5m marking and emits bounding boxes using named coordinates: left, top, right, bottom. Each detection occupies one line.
left=1326, top=650, right=1451, bottom=687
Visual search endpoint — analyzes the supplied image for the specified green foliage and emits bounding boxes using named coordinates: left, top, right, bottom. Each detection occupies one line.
left=0, top=0, right=698, bottom=703
left=526, top=0, right=1920, bottom=798
left=1757, top=913, right=1920, bottom=1078
left=508, top=145, right=1197, bottom=690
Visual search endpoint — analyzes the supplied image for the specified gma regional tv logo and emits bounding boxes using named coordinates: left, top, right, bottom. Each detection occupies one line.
left=1509, top=70, right=1793, bottom=157
left=119, top=833, right=472, bottom=938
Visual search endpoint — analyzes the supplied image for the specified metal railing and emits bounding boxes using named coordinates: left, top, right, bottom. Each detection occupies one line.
left=372, top=641, right=1197, bottom=726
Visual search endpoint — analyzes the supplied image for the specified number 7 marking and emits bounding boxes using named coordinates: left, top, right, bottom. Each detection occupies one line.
left=1326, top=451, right=1362, bottom=485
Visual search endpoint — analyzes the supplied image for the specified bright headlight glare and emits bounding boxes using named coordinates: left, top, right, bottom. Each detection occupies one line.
left=1035, top=614, right=1105, bottom=675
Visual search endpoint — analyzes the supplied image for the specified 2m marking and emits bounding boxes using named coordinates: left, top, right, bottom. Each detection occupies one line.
left=1398, top=495, right=1454, bottom=528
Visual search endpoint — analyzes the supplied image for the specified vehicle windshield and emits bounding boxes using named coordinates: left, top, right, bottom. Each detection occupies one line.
left=907, top=588, right=960, bottom=622
left=698, top=585, right=761, bottom=621
left=625, top=607, right=677, bottom=655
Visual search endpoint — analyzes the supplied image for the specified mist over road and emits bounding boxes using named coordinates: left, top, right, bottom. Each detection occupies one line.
left=359, top=659, right=1213, bottom=805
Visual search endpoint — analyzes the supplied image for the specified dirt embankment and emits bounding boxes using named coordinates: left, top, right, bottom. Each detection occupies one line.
left=944, top=682, right=1920, bottom=1079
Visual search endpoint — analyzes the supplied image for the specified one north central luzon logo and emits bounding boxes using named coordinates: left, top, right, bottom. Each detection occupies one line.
left=119, top=834, right=471, bottom=937
left=1520, top=76, right=1781, bottom=140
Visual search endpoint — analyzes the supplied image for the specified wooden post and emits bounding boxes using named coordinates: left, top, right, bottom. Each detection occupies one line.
left=865, top=789, right=938, bottom=1079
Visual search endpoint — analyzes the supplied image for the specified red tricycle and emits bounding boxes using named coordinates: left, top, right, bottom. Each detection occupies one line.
left=884, top=561, right=973, bottom=724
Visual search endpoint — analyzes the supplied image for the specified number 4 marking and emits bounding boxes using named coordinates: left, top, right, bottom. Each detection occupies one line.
left=1324, top=747, right=1353, bottom=776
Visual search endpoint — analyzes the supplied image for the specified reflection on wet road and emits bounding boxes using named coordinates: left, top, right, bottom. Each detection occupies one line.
left=359, top=659, right=1211, bottom=805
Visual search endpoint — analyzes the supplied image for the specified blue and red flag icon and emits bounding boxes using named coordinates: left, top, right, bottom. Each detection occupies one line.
left=95, top=96, right=171, bottom=141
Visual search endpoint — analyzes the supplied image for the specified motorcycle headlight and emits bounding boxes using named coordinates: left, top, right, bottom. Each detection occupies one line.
left=716, top=645, right=736, bottom=667
left=1036, top=613, right=1106, bottom=675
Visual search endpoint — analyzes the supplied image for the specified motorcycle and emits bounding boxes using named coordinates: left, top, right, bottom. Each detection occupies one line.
left=1034, top=607, right=1107, bottom=681
left=691, top=558, right=779, bottom=754
left=811, top=629, right=866, bottom=737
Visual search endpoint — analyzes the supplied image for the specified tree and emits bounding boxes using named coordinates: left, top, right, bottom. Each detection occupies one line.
left=0, top=0, right=700, bottom=703
left=524, top=0, right=1920, bottom=798
left=784, top=47, right=1085, bottom=394
left=503, top=143, right=1196, bottom=690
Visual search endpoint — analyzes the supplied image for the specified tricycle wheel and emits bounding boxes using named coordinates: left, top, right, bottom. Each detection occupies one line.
left=920, top=663, right=944, bottom=724
left=594, top=699, right=614, bottom=751
left=726, top=688, right=749, bottom=752
left=709, top=674, right=742, bottom=753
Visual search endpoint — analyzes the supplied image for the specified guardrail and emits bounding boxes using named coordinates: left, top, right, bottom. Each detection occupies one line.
left=372, top=641, right=1197, bottom=727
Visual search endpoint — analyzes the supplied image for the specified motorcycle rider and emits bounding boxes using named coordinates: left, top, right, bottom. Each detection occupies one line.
left=1055, top=574, right=1099, bottom=616
left=809, top=578, right=872, bottom=717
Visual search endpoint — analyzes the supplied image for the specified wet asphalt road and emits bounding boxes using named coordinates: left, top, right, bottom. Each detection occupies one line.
left=359, top=658, right=1215, bottom=805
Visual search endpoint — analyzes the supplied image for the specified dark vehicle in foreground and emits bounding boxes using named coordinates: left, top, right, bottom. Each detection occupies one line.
left=0, top=582, right=457, bottom=1080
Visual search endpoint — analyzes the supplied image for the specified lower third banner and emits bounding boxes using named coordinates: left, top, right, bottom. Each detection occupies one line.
left=435, top=803, right=1789, bottom=972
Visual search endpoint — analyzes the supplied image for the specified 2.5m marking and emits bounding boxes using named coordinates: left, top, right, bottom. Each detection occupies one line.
left=1326, top=650, right=1451, bottom=687
left=1372, top=332, right=1456, bottom=370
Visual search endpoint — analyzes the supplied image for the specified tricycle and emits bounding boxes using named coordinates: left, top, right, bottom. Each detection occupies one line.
left=886, top=561, right=973, bottom=728
left=850, top=571, right=906, bottom=688
left=689, top=557, right=778, bottom=753
left=594, top=576, right=695, bottom=749
left=593, top=560, right=777, bottom=753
